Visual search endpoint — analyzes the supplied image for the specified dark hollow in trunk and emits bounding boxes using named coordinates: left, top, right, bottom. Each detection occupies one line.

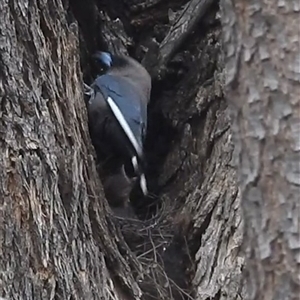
left=0, top=0, right=243, bottom=299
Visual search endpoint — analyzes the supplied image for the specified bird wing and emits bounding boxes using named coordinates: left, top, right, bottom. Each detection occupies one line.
left=92, top=74, right=147, bottom=158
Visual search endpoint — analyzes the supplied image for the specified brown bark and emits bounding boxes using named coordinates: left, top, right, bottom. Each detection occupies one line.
left=0, top=1, right=142, bottom=299
left=0, top=0, right=244, bottom=299
left=221, top=0, right=300, bottom=299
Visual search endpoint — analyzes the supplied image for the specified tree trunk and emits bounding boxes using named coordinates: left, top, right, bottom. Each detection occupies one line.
left=0, top=1, right=142, bottom=299
left=0, top=0, right=244, bottom=299
left=221, top=0, right=300, bottom=299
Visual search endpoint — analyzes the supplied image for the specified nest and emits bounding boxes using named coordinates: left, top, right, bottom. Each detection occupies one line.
left=113, top=198, right=195, bottom=300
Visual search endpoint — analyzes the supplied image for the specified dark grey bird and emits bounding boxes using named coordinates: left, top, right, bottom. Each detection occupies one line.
left=102, top=164, right=138, bottom=218
left=84, top=51, right=151, bottom=204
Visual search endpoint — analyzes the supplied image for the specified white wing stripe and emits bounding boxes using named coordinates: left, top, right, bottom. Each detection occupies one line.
left=106, top=96, right=143, bottom=157
left=106, top=96, right=147, bottom=196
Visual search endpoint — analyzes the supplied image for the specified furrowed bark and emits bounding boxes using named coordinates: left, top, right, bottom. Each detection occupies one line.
left=221, top=0, right=300, bottom=299
left=0, top=1, right=142, bottom=299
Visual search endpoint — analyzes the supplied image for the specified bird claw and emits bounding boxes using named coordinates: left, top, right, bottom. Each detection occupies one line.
left=83, top=83, right=93, bottom=96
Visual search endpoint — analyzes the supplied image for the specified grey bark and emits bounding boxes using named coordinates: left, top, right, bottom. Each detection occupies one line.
left=0, top=0, right=244, bottom=299
left=221, top=0, right=300, bottom=299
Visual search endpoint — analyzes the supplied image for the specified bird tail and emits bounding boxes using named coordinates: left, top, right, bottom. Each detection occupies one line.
left=131, top=156, right=148, bottom=196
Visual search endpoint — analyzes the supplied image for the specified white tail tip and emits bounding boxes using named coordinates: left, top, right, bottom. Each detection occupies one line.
left=140, top=173, right=148, bottom=196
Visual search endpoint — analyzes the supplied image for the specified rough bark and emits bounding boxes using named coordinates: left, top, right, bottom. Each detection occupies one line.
left=0, top=1, right=142, bottom=299
left=0, top=0, right=244, bottom=299
left=221, top=0, right=300, bottom=299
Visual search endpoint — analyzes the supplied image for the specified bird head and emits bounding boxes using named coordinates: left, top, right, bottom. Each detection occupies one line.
left=93, top=51, right=151, bottom=100
left=93, top=51, right=131, bottom=71
left=93, top=51, right=113, bottom=68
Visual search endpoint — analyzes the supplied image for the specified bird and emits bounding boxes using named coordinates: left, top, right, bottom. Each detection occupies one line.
left=84, top=51, right=151, bottom=206
left=102, top=164, right=137, bottom=216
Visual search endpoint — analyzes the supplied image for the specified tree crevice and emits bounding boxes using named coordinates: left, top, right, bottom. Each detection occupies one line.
left=0, top=0, right=246, bottom=299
